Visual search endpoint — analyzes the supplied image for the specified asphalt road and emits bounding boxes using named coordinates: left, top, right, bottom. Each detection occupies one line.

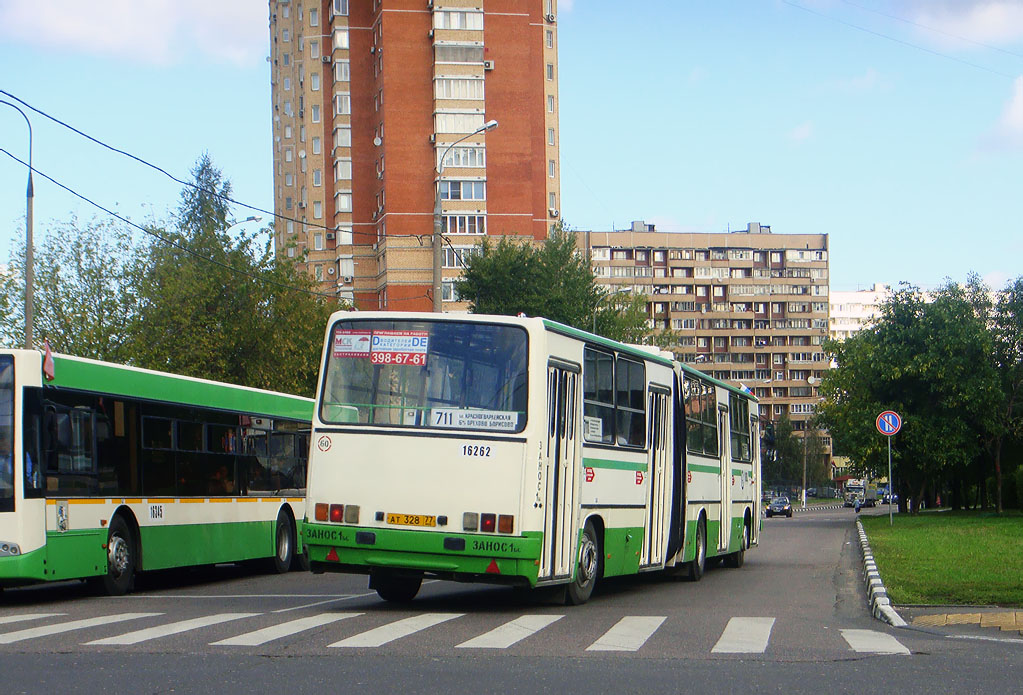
left=1, top=506, right=1020, bottom=694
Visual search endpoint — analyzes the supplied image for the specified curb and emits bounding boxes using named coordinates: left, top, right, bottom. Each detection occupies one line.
left=856, top=519, right=907, bottom=627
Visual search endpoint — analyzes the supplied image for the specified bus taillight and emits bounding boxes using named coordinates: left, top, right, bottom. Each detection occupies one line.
left=498, top=515, right=514, bottom=534
left=315, top=503, right=328, bottom=521
left=329, top=504, right=344, bottom=523
left=480, top=513, right=496, bottom=532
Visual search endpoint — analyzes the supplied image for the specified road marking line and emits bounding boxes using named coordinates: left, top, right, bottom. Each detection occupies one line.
left=456, top=615, right=564, bottom=649
left=211, top=612, right=362, bottom=646
left=329, top=613, right=462, bottom=648
left=0, top=613, right=163, bottom=644
left=0, top=613, right=64, bottom=626
left=841, top=628, right=910, bottom=655
left=85, top=613, right=259, bottom=646
left=711, top=617, right=776, bottom=654
left=272, top=591, right=378, bottom=613
left=586, top=616, right=666, bottom=652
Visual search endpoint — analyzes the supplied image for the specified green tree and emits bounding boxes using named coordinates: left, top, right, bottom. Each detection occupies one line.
left=763, top=414, right=801, bottom=486
left=131, top=154, right=337, bottom=395
left=0, top=217, right=140, bottom=362
left=990, top=277, right=1023, bottom=512
left=816, top=281, right=999, bottom=512
left=454, top=226, right=649, bottom=341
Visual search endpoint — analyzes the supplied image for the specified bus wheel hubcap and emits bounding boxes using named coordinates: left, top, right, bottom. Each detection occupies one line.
left=578, top=537, right=597, bottom=583
left=109, top=536, right=129, bottom=575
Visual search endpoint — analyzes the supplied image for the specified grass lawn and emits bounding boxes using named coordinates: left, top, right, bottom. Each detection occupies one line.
left=861, top=511, right=1023, bottom=606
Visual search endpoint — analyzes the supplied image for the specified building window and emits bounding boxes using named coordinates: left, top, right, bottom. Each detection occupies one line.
left=313, top=201, right=322, bottom=219
left=547, top=94, right=555, bottom=112
left=435, top=112, right=485, bottom=133
left=334, top=159, right=352, bottom=181
left=284, top=148, right=293, bottom=162
left=442, top=246, right=481, bottom=269
left=440, top=180, right=485, bottom=201
left=282, top=29, right=290, bottom=42
left=441, top=280, right=462, bottom=302
left=335, top=60, right=350, bottom=82
left=311, top=73, right=320, bottom=91
left=548, top=128, right=555, bottom=146
left=441, top=147, right=486, bottom=168
left=313, top=169, right=322, bottom=186
left=335, top=192, right=352, bottom=212
left=333, top=29, right=349, bottom=50
left=312, top=136, right=321, bottom=155
left=283, top=77, right=291, bottom=91
left=309, top=8, right=318, bottom=26
left=443, top=214, right=486, bottom=234
left=311, top=104, right=320, bottom=123
left=333, top=0, right=348, bottom=16
left=310, top=41, right=319, bottom=60
left=546, top=30, right=553, bottom=48
left=314, top=233, right=323, bottom=250
left=334, top=94, right=350, bottom=116
left=549, top=192, right=556, bottom=209
left=285, top=196, right=293, bottom=210
left=435, top=77, right=485, bottom=100
left=335, top=127, right=351, bottom=148
left=285, top=173, right=294, bottom=187
left=434, top=10, right=484, bottom=30
left=546, top=63, right=554, bottom=80
left=548, top=160, right=556, bottom=177
left=435, top=44, right=484, bottom=63
left=315, top=265, right=323, bottom=281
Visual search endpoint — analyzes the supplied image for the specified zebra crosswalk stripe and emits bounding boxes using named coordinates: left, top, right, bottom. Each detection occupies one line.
left=211, top=612, right=363, bottom=646
left=0, top=613, right=163, bottom=644
left=0, top=613, right=64, bottom=626
left=841, top=628, right=910, bottom=655
left=84, top=613, right=260, bottom=646
left=712, top=617, right=776, bottom=654
left=456, top=614, right=564, bottom=649
left=329, top=613, right=463, bottom=648
left=586, top=616, right=666, bottom=652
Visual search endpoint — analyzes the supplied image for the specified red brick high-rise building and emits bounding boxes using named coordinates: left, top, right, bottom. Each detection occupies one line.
left=269, top=0, right=561, bottom=309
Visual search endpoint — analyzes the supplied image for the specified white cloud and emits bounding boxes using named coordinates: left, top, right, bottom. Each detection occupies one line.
left=788, top=121, right=814, bottom=142
left=0, top=0, right=266, bottom=67
left=982, top=75, right=1023, bottom=149
left=901, top=1, right=1023, bottom=46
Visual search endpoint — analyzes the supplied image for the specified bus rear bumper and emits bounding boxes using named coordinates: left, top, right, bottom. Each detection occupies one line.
left=303, top=522, right=542, bottom=587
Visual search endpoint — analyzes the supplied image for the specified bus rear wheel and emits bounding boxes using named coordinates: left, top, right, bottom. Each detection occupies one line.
left=725, top=521, right=748, bottom=569
left=100, top=516, right=136, bottom=596
left=566, top=520, right=601, bottom=605
left=371, top=572, right=423, bottom=603
left=686, top=518, right=706, bottom=582
left=270, top=510, right=295, bottom=574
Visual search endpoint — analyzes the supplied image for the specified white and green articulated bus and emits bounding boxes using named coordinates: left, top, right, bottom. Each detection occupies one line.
left=0, top=350, right=314, bottom=595
left=304, top=312, right=760, bottom=604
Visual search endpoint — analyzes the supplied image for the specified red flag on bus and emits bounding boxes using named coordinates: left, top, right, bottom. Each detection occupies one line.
left=42, top=340, right=55, bottom=381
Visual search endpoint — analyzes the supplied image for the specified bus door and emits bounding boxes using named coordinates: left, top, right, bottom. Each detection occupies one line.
left=539, top=361, right=580, bottom=582
left=749, top=415, right=761, bottom=546
left=641, top=387, right=671, bottom=568
left=718, top=404, right=731, bottom=552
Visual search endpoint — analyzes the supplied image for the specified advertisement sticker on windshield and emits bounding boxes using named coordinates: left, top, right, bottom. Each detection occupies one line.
left=333, top=330, right=373, bottom=358
left=370, top=330, right=429, bottom=365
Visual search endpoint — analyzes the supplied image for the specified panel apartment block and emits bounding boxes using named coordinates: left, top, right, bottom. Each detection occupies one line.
left=269, top=0, right=560, bottom=309
left=579, top=222, right=832, bottom=451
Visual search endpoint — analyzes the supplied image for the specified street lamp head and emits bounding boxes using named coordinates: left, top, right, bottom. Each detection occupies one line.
left=482, top=119, right=499, bottom=131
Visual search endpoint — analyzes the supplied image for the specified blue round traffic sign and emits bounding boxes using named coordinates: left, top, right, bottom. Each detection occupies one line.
left=876, top=410, right=902, bottom=436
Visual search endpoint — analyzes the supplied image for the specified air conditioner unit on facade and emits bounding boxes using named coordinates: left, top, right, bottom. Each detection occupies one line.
left=321, top=55, right=331, bottom=63
left=326, top=232, right=336, bottom=240
left=428, top=29, right=434, bottom=39
left=298, top=109, right=304, bottom=118
left=429, top=133, right=436, bottom=143
left=327, top=266, right=335, bottom=274
left=545, top=13, right=556, bottom=22
left=298, top=201, right=307, bottom=209
left=548, top=208, right=559, bottom=218
left=342, top=275, right=354, bottom=284
left=483, top=59, right=495, bottom=70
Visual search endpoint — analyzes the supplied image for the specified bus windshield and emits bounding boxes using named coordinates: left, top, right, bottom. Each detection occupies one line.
left=320, top=319, right=528, bottom=433
left=0, top=355, right=14, bottom=511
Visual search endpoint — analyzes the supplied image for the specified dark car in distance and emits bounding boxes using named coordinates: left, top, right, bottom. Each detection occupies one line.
left=766, top=496, right=793, bottom=518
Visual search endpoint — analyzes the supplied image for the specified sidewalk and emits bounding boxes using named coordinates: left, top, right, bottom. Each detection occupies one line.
left=899, top=607, right=1023, bottom=637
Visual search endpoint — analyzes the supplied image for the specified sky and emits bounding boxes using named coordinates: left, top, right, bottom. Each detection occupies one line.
left=2, top=0, right=1023, bottom=293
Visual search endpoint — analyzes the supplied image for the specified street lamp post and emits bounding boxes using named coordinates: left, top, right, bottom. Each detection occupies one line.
left=2, top=100, right=34, bottom=349
left=432, top=119, right=497, bottom=313
left=592, top=286, right=632, bottom=333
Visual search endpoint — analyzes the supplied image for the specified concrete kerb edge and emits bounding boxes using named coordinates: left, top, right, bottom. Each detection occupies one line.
left=856, top=519, right=908, bottom=627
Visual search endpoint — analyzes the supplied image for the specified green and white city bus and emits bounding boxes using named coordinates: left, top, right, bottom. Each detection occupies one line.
left=0, top=350, right=314, bottom=595
left=303, top=312, right=761, bottom=604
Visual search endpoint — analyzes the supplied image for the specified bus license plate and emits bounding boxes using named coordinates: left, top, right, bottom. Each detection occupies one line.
left=386, top=513, right=436, bottom=527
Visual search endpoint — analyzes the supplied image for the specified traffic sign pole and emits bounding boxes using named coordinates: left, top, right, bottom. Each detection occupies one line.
left=875, top=411, right=901, bottom=526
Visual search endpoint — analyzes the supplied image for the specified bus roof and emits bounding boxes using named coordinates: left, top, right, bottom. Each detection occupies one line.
left=2, top=349, right=314, bottom=421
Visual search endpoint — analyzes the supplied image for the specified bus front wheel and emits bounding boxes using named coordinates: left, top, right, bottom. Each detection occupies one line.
left=100, top=516, right=136, bottom=596
left=686, top=518, right=706, bottom=582
left=566, top=520, right=601, bottom=605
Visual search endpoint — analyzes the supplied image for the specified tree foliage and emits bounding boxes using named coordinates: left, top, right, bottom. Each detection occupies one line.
left=454, top=226, right=650, bottom=342
left=816, top=279, right=1001, bottom=512
left=131, top=153, right=336, bottom=395
left=0, top=217, right=140, bottom=362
